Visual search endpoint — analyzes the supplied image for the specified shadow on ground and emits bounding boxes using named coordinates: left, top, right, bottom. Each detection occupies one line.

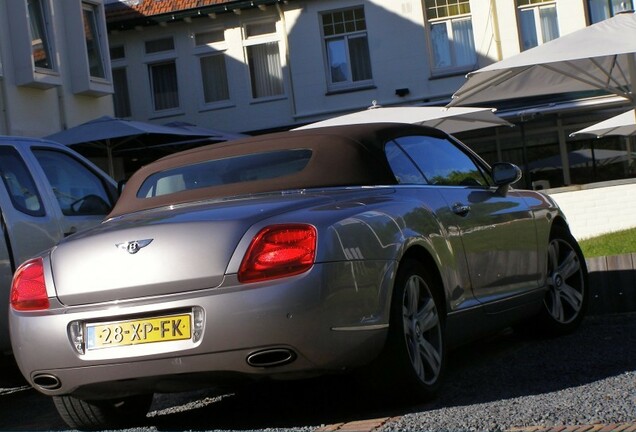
left=1, top=312, right=634, bottom=431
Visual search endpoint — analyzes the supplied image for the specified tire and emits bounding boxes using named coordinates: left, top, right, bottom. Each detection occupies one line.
left=381, top=259, right=445, bottom=400
left=538, top=224, right=589, bottom=335
left=53, top=393, right=153, bottom=430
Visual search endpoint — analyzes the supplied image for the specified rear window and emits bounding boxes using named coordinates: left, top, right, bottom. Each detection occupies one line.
left=138, top=149, right=313, bottom=198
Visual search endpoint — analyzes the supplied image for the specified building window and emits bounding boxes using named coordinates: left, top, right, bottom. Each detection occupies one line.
left=82, top=2, right=106, bottom=79
left=588, top=0, right=633, bottom=23
left=424, top=0, right=476, bottom=73
left=194, top=29, right=230, bottom=105
left=149, top=61, right=179, bottom=111
left=321, top=7, right=372, bottom=90
left=517, top=0, right=559, bottom=51
left=110, top=45, right=125, bottom=60
left=112, top=68, right=131, bottom=117
left=145, top=37, right=175, bottom=54
left=200, top=55, right=230, bottom=103
left=27, top=0, right=54, bottom=70
left=145, top=37, right=179, bottom=112
left=243, top=21, right=284, bottom=99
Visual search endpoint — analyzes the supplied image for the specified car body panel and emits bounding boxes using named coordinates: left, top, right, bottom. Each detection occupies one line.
left=9, top=124, right=573, bottom=403
left=0, top=136, right=116, bottom=350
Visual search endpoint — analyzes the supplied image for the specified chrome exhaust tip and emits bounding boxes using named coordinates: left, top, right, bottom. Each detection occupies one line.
left=246, top=348, right=297, bottom=368
left=32, top=373, right=61, bottom=390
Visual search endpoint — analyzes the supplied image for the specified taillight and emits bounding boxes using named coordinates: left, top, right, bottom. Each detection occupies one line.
left=10, top=258, right=49, bottom=311
left=238, top=224, right=317, bottom=283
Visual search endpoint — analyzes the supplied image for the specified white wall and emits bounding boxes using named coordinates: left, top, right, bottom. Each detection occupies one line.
left=547, top=180, right=636, bottom=240
left=0, top=0, right=114, bottom=137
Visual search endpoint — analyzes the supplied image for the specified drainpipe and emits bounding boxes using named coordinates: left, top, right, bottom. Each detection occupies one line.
left=276, top=2, right=297, bottom=117
left=490, top=0, right=503, bottom=61
left=56, top=86, right=68, bottom=132
left=0, top=77, right=10, bottom=135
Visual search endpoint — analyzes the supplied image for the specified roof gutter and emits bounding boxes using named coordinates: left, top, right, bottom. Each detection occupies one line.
left=107, top=0, right=290, bottom=31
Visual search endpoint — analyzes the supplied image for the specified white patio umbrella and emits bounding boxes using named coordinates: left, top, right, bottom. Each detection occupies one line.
left=570, top=109, right=636, bottom=137
left=448, top=12, right=636, bottom=107
left=294, top=106, right=512, bottom=134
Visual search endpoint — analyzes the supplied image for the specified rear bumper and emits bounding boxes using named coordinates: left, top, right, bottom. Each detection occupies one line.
left=10, top=261, right=395, bottom=398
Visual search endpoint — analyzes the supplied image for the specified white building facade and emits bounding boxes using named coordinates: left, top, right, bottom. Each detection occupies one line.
left=0, top=0, right=114, bottom=137
left=106, top=0, right=635, bottom=188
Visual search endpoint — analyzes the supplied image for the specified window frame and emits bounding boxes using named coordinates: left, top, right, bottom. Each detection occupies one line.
left=110, top=44, right=131, bottom=118
left=241, top=19, right=286, bottom=101
left=0, top=146, right=46, bottom=217
left=193, top=27, right=232, bottom=109
left=63, top=0, right=112, bottom=96
left=7, top=0, right=61, bottom=89
left=423, top=1, right=477, bottom=76
left=81, top=1, right=107, bottom=79
left=32, top=147, right=115, bottom=217
left=28, top=0, right=56, bottom=72
left=587, top=0, right=634, bottom=23
left=516, top=0, right=560, bottom=51
left=144, top=36, right=182, bottom=115
left=320, top=6, right=374, bottom=92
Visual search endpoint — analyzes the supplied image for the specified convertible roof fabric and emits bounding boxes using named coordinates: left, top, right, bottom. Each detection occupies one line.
left=109, top=123, right=447, bottom=218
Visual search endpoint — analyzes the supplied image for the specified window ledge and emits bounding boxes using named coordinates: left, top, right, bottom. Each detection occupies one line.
left=148, top=110, right=185, bottom=120
left=249, top=95, right=287, bottom=105
left=429, top=69, right=475, bottom=80
left=17, top=70, right=62, bottom=90
left=326, top=85, right=377, bottom=96
left=199, top=102, right=236, bottom=113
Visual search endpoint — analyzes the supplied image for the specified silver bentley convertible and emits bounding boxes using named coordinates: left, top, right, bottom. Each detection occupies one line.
left=9, top=123, right=588, bottom=429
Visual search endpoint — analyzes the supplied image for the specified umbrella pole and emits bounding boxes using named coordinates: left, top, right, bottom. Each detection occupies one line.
left=519, top=122, right=531, bottom=189
left=629, top=53, right=636, bottom=104
left=107, top=142, right=115, bottom=179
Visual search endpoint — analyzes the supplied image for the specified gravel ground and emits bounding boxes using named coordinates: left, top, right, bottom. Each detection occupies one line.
left=2, top=312, right=635, bottom=431
left=380, top=312, right=636, bottom=431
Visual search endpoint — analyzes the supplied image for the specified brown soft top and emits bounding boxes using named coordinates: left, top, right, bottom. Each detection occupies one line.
left=108, top=123, right=448, bottom=218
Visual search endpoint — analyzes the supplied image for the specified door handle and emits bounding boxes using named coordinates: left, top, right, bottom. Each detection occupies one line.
left=64, top=227, right=78, bottom=237
left=452, top=203, right=471, bottom=217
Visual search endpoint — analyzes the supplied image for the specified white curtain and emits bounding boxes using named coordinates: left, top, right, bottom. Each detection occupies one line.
left=348, top=35, right=372, bottom=82
left=200, top=55, right=229, bottom=103
left=452, top=19, right=476, bottom=67
left=150, top=62, right=179, bottom=111
left=248, top=42, right=283, bottom=98
left=540, top=6, right=560, bottom=44
left=430, top=22, right=451, bottom=69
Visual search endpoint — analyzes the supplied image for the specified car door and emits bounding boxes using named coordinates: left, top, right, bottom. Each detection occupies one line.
left=29, top=147, right=116, bottom=238
left=0, top=145, right=63, bottom=268
left=392, top=134, right=541, bottom=309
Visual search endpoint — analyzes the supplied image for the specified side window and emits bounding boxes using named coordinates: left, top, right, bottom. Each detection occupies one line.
left=394, top=135, right=491, bottom=187
left=0, top=147, right=45, bottom=216
left=385, top=141, right=427, bottom=184
left=32, top=149, right=113, bottom=216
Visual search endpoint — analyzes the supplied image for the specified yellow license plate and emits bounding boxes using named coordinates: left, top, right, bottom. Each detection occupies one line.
left=86, top=313, right=191, bottom=350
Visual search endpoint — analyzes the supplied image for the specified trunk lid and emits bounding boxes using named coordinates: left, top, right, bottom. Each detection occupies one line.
left=51, top=193, right=332, bottom=306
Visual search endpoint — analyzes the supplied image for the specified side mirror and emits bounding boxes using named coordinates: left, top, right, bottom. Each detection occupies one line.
left=491, top=163, right=522, bottom=196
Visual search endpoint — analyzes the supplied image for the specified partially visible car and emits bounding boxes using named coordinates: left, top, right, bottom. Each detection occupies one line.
left=9, top=124, right=588, bottom=430
left=0, top=136, right=117, bottom=351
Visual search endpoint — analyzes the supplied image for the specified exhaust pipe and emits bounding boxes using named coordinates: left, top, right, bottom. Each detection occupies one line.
left=246, top=348, right=296, bottom=367
left=32, top=374, right=61, bottom=390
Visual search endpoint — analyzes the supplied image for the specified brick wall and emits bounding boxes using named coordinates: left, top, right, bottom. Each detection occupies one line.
left=546, top=179, right=636, bottom=240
